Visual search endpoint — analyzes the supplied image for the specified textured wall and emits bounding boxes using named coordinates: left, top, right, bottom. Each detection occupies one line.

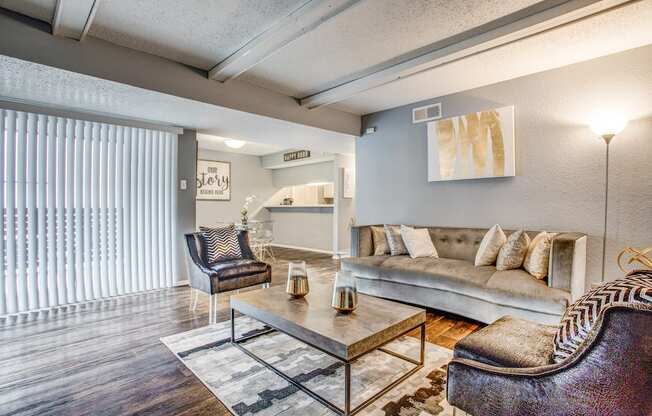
left=358, top=45, right=652, bottom=285
left=196, top=149, right=276, bottom=227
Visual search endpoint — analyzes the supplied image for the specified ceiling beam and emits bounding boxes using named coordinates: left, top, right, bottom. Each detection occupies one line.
left=209, top=0, right=361, bottom=82
left=300, top=0, right=633, bottom=109
left=52, top=0, right=100, bottom=41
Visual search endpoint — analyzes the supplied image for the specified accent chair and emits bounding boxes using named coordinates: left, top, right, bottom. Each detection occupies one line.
left=447, top=286, right=652, bottom=415
left=184, top=230, right=272, bottom=323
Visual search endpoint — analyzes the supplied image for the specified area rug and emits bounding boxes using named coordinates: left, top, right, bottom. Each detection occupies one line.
left=161, top=317, right=456, bottom=416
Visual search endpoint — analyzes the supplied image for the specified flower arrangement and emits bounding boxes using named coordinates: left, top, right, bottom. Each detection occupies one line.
left=241, top=194, right=256, bottom=226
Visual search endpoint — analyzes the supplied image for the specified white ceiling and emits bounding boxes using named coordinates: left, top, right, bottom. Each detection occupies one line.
left=0, top=55, right=355, bottom=154
left=334, top=0, right=652, bottom=114
left=240, top=0, right=541, bottom=97
left=1, top=0, right=651, bottom=117
left=197, top=133, right=283, bottom=156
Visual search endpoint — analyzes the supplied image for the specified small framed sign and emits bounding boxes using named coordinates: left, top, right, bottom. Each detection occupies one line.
left=283, top=150, right=311, bottom=162
left=196, top=159, right=231, bottom=201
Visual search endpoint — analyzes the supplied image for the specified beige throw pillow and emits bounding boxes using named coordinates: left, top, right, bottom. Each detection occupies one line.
left=475, top=224, right=507, bottom=266
left=496, top=230, right=531, bottom=271
left=523, top=231, right=553, bottom=279
left=384, top=225, right=408, bottom=256
left=400, top=225, right=438, bottom=259
left=371, top=225, right=389, bottom=256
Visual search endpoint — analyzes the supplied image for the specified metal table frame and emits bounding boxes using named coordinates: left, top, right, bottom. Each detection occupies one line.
left=230, top=308, right=426, bottom=416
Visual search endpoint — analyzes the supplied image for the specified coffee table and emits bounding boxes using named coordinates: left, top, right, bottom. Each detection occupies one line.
left=230, top=282, right=426, bottom=416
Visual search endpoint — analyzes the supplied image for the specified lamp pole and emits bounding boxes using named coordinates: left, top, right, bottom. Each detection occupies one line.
left=600, top=134, right=614, bottom=282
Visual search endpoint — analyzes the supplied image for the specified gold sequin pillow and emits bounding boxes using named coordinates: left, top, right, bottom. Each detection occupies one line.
left=523, top=231, right=553, bottom=279
left=371, top=225, right=389, bottom=256
left=496, top=230, right=531, bottom=271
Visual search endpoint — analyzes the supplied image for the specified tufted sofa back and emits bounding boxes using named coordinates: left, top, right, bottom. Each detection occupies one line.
left=354, top=225, right=542, bottom=262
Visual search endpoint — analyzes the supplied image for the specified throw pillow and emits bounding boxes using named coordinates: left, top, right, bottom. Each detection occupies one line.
left=400, top=225, right=438, bottom=259
left=199, top=225, right=243, bottom=264
left=496, top=230, right=530, bottom=271
left=475, top=224, right=507, bottom=266
left=523, top=231, right=553, bottom=279
left=371, top=225, right=390, bottom=256
left=384, top=224, right=408, bottom=256
left=553, top=271, right=652, bottom=363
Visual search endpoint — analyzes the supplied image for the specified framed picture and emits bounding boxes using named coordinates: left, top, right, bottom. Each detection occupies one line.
left=427, top=105, right=515, bottom=181
left=196, top=159, right=231, bottom=201
left=342, top=168, right=355, bottom=199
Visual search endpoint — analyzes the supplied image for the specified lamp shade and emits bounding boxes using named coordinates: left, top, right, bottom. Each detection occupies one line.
left=590, top=115, right=628, bottom=138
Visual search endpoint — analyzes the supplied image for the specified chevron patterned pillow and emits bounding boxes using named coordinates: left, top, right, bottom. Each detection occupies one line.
left=199, top=225, right=243, bottom=264
left=553, top=271, right=652, bottom=363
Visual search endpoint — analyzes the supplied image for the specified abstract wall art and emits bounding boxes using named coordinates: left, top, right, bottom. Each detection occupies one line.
left=427, top=106, right=515, bottom=181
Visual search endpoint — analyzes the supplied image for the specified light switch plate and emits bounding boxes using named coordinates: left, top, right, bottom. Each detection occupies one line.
left=180, top=179, right=187, bottom=190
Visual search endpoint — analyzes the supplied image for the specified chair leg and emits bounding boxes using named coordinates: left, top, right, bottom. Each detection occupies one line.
left=190, top=288, right=199, bottom=312
left=208, top=293, right=217, bottom=325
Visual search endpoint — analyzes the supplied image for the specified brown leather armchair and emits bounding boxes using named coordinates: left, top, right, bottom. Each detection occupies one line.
left=447, top=304, right=652, bottom=415
left=184, top=231, right=271, bottom=323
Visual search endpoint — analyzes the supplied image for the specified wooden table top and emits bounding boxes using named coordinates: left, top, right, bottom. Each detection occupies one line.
left=230, top=282, right=426, bottom=361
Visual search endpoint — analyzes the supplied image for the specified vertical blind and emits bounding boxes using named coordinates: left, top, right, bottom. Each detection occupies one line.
left=0, top=108, right=178, bottom=316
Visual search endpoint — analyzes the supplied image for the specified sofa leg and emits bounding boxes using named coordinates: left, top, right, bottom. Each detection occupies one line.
left=262, top=282, right=270, bottom=289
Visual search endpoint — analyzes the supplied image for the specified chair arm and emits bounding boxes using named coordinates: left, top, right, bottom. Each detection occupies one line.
left=549, top=232, right=587, bottom=301
left=184, top=234, right=217, bottom=294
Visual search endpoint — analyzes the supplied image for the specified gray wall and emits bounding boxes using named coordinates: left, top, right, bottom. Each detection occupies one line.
left=196, top=149, right=275, bottom=227
left=176, top=130, right=198, bottom=283
left=358, top=45, right=652, bottom=285
left=335, top=154, right=356, bottom=254
left=268, top=207, right=334, bottom=252
left=269, top=161, right=335, bottom=252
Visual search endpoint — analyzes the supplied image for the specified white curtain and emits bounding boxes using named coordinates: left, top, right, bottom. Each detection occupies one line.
left=0, top=108, right=178, bottom=315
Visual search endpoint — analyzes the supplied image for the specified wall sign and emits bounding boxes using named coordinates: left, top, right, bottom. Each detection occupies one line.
left=283, top=150, right=311, bottom=162
left=196, top=159, right=231, bottom=201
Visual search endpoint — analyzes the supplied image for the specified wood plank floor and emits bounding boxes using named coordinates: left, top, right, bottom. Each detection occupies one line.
left=0, top=248, right=482, bottom=416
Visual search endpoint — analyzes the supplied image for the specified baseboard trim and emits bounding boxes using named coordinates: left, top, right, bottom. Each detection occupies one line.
left=174, top=280, right=189, bottom=287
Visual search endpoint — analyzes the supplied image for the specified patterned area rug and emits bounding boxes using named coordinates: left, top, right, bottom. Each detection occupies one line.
left=161, top=317, right=455, bottom=416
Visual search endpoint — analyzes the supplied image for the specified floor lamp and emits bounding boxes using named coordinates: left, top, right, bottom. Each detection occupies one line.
left=590, top=116, right=628, bottom=282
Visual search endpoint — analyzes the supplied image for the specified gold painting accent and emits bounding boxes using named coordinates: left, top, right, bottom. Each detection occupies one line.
left=427, top=106, right=515, bottom=181
left=617, top=246, right=652, bottom=274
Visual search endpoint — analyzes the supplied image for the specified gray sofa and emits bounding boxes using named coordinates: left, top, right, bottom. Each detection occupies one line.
left=341, top=225, right=587, bottom=324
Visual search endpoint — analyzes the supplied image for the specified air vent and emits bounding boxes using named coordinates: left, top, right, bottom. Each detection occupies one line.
left=412, top=103, right=442, bottom=123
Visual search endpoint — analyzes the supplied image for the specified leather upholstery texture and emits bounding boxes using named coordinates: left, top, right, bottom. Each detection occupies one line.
left=447, top=305, right=652, bottom=416
left=343, top=225, right=585, bottom=324
left=184, top=232, right=271, bottom=295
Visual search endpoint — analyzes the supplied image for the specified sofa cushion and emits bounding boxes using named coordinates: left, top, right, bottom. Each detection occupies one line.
left=344, top=256, right=496, bottom=299
left=371, top=226, right=390, bottom=256
left=485, top=270, right=570, bottom=315
left=496, top=230, right=530, bottom=271
left=200, top=225, right=242, bottom=264
left=341, top=255, right=388, bottom=279
left=209, top=259, right=269, bottom=280
left=384, top=225, right=408, bottom=256
left=454, top=315, right=557, bottom=367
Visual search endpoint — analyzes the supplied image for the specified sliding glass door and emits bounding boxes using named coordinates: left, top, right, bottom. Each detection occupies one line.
left=0, top=109, right=178, bottom=315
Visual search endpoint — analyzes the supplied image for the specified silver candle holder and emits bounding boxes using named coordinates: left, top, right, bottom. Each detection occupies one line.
left=286, top=261, right=309, bottom=298
left=331, top=271, right=358, bottom=313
